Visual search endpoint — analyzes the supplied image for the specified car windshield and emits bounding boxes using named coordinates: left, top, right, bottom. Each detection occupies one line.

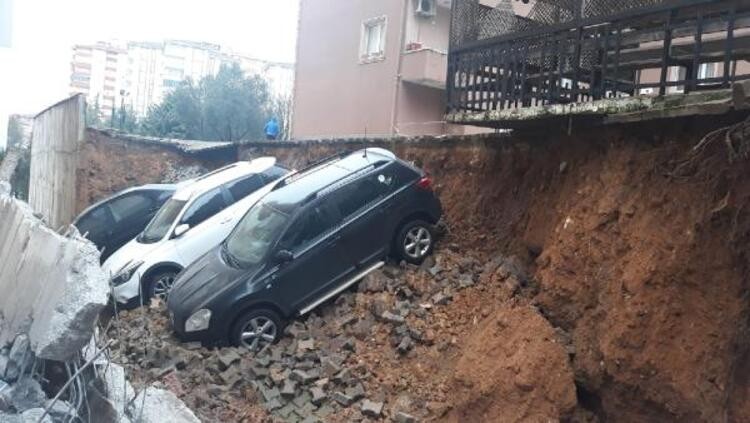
left=225, top=202, right=288, bottom=267
left=138, top=199, right=186, bottom=243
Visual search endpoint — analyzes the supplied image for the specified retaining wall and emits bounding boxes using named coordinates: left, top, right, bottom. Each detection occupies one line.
left=28, top=95, right=85, bottom=229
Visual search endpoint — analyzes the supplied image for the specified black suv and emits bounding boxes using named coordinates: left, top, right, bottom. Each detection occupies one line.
left=167, top=148, right=442, bottom=350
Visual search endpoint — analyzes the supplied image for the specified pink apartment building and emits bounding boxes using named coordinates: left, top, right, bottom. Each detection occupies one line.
left=292, top=0, right=468, bottom=138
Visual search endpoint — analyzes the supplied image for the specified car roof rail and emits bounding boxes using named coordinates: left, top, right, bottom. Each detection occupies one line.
left=300, top=159, right=390, bottom=206
left=194, top=162, right=241, bottom=182
left=272, top=150, right=353, bottom=191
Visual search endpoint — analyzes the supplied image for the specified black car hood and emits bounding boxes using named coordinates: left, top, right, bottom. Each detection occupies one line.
left=168, top=246, right=260, bottom=313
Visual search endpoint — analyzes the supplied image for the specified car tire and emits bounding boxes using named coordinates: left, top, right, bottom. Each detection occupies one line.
left=231, top=308, right=284, bottom=352
left=146, top=270, right=179, bottom=302
left=395, top=219, right=435, bottom=264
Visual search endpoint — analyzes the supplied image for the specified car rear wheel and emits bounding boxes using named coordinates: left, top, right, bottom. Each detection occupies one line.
left=146, top=271, right=178, bottom=302
left=396, top=220, right=435, bottom=264
left=231, top=309, right=283, bottom=352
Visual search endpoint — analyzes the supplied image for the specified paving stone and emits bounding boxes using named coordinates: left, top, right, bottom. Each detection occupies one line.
left=276, top=402, right=298, bottom=418
left=264, top=398, right=283, bottom=411
left=260, top=386, right=281, bottom=402
left=297, top=402, right=317, bottom=416
left=290, top=369, right=317, bottom=385
left=345, top=383, right=366, bottom=401
left=300, top=416, right=321, bottom=423
left=332, top=368, right=352, bottom=385
left=332, top=391, right=354, bottom=407
left=316, top=405, right=335, bottom=418
left=285, top=322, right=309, bottom=339
left=310, top=386, right=327, bottom=406
left=217, top=348, right=241, bottom=370
left=295, top=360, right=315, bottom=371
left=270, top=366, right=290, bottom=384
left=254, top=354, right=272, bottom=367
left=380, top=311, right=406, bottom=324
left=394, top=411, right=417, bottom=423
left=292, top=392, right=312, bottom=408
left=281, top=379, right=297, bottom=399
left=297, top=339, right=315, bottom=352
left=219, top=367, right=242, bottom=387
left=250, top=366, right=269, bottom=379
left=361, top=399, right=384, bottom=417
left=321, top=359, right=342, bottom=378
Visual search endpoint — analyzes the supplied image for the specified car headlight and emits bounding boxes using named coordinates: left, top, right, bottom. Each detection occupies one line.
left=185, top=309, right=212, bottom=332
left=111, top=261, right=144, bottom=287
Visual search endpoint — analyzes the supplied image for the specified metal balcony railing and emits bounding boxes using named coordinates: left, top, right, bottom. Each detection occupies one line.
left=447, top=0, right=750, bottom=117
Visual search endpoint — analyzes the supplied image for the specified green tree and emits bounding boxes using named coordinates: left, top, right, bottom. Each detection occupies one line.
left=86, top=96, right=104, bottom=128
left=269, top=93, right=293, bottom=141
left=142, top=64, right=271, bottom=141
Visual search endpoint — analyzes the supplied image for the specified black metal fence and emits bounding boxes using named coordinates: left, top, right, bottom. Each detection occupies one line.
left=447, top=0, right=750, bottom=115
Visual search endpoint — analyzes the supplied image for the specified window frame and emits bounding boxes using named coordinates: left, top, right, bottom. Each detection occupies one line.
left=179, top=188, right=228, bottom=229
left=360, top=16, right=388, bottom=64
left=278, top=200, right=342, bottom=255
left=107, top=192, right=155, bottom=224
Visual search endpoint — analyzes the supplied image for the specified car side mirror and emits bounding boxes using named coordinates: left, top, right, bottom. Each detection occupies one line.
left=275, top=249, right=294, bottom=263
left=173, top=224, right=190, bottom=238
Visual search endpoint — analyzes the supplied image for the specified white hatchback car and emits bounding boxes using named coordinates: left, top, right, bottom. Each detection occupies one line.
left=103, top=158, right=289, bottom=306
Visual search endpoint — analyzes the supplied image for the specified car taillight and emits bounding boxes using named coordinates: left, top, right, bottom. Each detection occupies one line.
left=416, top=176, right=433, bottom=191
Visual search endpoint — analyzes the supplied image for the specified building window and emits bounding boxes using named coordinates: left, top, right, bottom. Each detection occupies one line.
left=360, top=17, right=387, bottom=63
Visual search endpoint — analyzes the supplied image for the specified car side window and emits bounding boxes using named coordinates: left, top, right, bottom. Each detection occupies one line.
left=108, top=194, right=154, bottom=223
left=279, top=203, right=339, bottom=252
left=334, top=174, right=390, bottom=221
left=225, top=174, right=264, bottom=204
left=76, top=206, right=113, bottom=238
left=261, top=165, right=289, bottom=184
left=180, top=188, right=227, bottom=228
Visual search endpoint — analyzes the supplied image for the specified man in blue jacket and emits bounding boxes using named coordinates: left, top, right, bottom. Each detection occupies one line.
left=264, top=117, right=280, bottom=141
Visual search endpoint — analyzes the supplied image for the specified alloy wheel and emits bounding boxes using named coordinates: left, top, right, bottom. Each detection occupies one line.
left=239, top=317, right=277, bottom=352
left=404, top=226, right=432, bottom=260
left=152, top=275, right=176, bottom=300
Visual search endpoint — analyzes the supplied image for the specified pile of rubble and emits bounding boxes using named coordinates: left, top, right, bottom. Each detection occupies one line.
left=109, top=249, right=535, bottom=422
left=0, top=184, right=202, bottom=422
left=0, top=335, right=77, bottom=422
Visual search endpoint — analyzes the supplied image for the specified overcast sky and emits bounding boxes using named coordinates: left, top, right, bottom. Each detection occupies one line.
left=0, top=0, right=299, bottom=118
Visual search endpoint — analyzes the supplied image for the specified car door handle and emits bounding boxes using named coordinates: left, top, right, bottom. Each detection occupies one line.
left=220, top=216, right=233, bottom=224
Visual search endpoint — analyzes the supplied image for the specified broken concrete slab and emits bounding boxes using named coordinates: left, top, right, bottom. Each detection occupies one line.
left=4, top=336, right=32, bottom=383
left=0, top=194, right=109, bottom=361
left=19, top=408, right=53, bottom=423
left=1, top=377, right=46, bottom=412
left=128, top=388, right=200, bottom=423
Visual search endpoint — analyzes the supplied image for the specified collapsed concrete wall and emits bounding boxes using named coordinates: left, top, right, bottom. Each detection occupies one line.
left=28, top=95, right=85, bottom=230
left=0, top=190, right=108, bottom=360
left=77, top=129, right=236, bottom=214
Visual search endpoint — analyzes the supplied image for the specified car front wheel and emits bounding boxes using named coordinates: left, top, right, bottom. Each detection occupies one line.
left=231, top=308, right=283, bottom=352
left=146, top=270, right=179, bottom=302
left=396, top=220, right=435, bottom=264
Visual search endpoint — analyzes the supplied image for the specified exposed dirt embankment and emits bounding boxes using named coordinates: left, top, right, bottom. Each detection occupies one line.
left=239, top=115, right=750, bottom=421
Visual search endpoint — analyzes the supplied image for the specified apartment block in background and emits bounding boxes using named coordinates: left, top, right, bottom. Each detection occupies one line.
left=293, top=0, right=508, bottom=138
left=69, top=42, right=129, bottom=119
left=70, top=40, right=295, bottom=119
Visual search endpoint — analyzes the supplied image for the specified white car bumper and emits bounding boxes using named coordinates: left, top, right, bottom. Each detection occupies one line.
left=112, top=272, right=143, bottom=305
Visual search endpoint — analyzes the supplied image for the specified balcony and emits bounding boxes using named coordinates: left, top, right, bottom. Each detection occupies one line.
left=402, top=48, right=448, bottom=90
left=446, top=0, right=750, bottom=128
